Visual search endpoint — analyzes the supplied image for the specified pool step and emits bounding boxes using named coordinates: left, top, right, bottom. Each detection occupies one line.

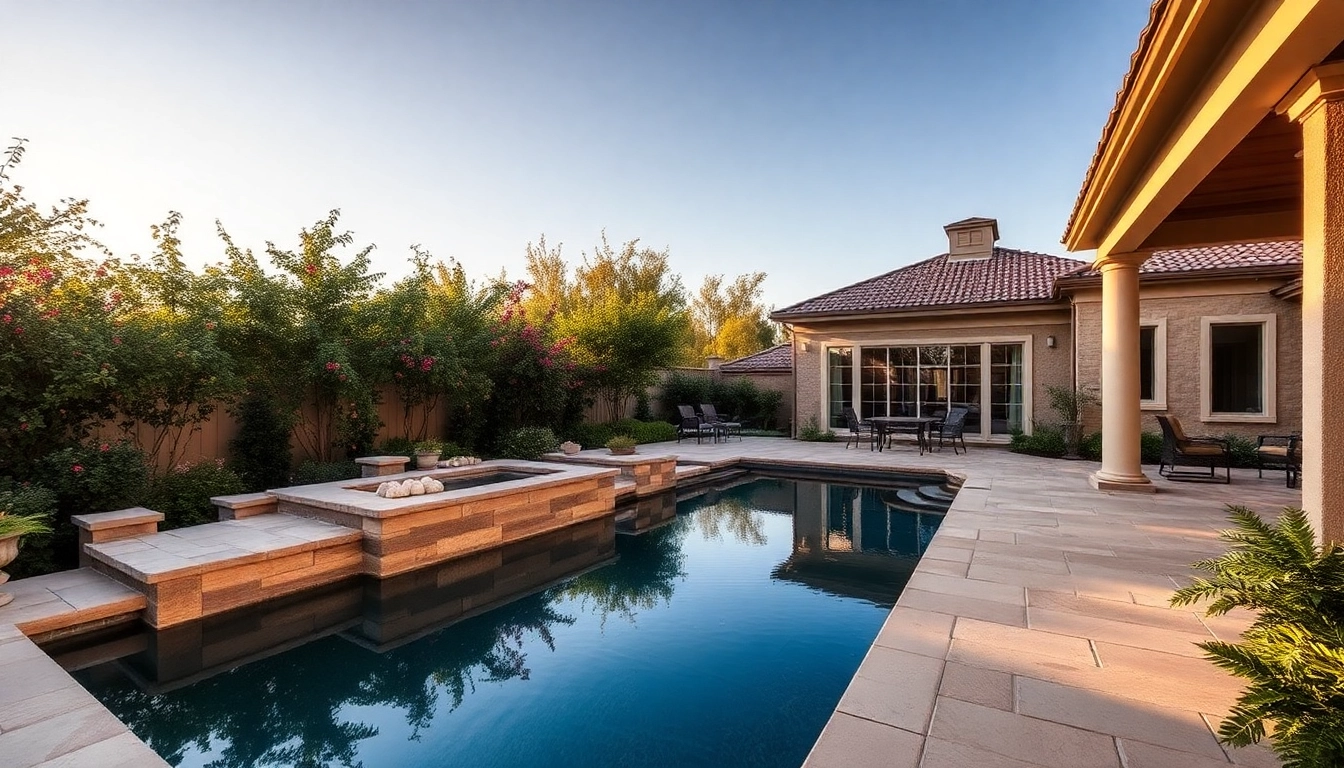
left=895, top=489, right=949, bottom=511
left=916, top=484, right=956, bottom=503
left=84, top=514, right=364, bottom=628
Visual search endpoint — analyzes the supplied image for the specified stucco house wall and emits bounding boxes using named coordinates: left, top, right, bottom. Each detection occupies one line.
left=790, top=307, right=1074, bottom=440
left=1071, top=278, right=1302, bottom=438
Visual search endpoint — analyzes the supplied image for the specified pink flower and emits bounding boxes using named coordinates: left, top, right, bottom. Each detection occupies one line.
left=420, top=358, right=433, bottom=372
left=99, top=443, right=110, bottom=452
left=112, top=336, right=121, bottom=345
left=338, top=374, right=347, bottom=382
left=541, top=358, right=553, bottom=368
left=72, top=464, right=84, bottom=473
left=19, top=422, right=28, bottom=431
left=205, top=321, right=216, bottom=330
left=1, top=314, right=9, bottom=324
left=95, top=267, right=107, bottom=278
left=0, top=266, right=12, bottom=278
left=13, top=327, right=21, bottom=335
left=305, top=264, right=317, bottom=275
left=325, top=361, right=341, bottom=371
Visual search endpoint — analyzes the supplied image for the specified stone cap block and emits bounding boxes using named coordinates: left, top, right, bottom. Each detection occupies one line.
left=211, top=492, right=275, bottom=511
left=71, top=507, right=164, bottom=531
left=355, top=455, right=410, bottom=467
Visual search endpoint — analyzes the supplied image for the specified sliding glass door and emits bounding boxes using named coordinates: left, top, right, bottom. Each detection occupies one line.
left=828, top=341, right=1025, bottom=439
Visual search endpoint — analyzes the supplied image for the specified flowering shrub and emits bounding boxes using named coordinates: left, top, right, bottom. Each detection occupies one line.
left=146, top=459, right=244, bottom=529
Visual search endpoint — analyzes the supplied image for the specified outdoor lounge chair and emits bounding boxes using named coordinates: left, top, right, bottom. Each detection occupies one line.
left=843, top=407, right=874, bottom=450
left=932, top=406, right=970, bottom=455
left=1256, top=433, right=1301, bottom=488
left=1155, top=414, right=1231, bottom=483
left=677, top=405, right=720, bottom=444
left=699, top=404, right=742, bottom=441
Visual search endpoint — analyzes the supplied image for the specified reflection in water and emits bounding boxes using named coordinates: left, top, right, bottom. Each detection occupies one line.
left=62, top=474, right=946, bottom=768
left=773, top=482, right=947, bottom=606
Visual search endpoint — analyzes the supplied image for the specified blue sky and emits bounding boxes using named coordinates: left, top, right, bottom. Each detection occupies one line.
left=5, top=0, right=1149, bottom=309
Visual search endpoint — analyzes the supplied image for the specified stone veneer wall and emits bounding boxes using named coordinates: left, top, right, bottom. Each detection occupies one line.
left=1073, top=284, right=1302, bottom=437
left=791, top=311, right=1074, bottom=436
left=278, top=474, right=617, bottom=578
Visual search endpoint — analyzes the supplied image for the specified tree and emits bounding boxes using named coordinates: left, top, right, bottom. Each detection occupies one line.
left=690, top=272, right=777, bottom=364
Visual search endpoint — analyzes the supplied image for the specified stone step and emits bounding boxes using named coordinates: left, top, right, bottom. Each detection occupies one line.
left=916, top=484, right=956, bottom=503
left=84, top=514, right=364, bottom=628
left=895, top=488, right=949, bottom=510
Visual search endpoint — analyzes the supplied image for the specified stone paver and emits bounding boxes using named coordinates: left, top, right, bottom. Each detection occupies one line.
left=629, top=438, right=1297, bottom=767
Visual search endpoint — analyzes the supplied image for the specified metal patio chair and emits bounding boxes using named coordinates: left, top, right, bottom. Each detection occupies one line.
left=1155, top=414, right=1231, bottom=483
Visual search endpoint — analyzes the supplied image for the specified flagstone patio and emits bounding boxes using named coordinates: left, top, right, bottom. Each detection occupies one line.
left=638, top=437, right=1297, bottom=767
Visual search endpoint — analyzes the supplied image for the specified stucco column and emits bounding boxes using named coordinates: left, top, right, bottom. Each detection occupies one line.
left=1090, top=255, right=1154, bottom=492
left=1282, top=64, right=1344, bottom=542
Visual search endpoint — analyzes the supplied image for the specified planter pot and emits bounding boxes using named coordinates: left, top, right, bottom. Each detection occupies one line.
left=560, top=441, right=581, bottom=456
left=415, top=452, right=440, bottom=470
left=0, top=534, right=19, bottom=608
left=609, top=447, right=637, bottom=456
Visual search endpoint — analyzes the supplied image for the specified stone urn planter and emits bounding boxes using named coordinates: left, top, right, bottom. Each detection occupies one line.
left=0, top=534, right=20, bottom=608
left=560, top=441, right=582, bottom=456
left=415, top=451, right=440, bottom=470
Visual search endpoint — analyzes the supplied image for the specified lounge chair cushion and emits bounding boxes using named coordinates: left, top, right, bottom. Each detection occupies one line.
left=1180, top=443, right=1226, bottom=457
left=1257, top=445, right=1289, bottom=458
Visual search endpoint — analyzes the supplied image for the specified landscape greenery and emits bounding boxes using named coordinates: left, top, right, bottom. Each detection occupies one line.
left=0, top=141, right=778, bottom=576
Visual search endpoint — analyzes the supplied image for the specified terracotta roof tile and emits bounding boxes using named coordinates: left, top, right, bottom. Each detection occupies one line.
left=772, top=248, right=1086, bottom=318
left=719, top=344, right=791, bottom=373
left=1062, top=241, right=1303, bottom=280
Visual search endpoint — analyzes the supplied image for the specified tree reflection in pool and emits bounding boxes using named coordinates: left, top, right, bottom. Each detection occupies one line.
left=66, top=474, right=947, bottom=768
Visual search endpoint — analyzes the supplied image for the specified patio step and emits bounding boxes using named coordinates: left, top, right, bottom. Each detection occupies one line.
left=894, top=489, right=950, bottom=512
left=84, top=514, right=364, bottom=628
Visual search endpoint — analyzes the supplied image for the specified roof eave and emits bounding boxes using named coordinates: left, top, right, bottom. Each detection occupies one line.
left=770, top=298, right=1066, bottom=324
left=1054, top=263, right=1303, bottom=291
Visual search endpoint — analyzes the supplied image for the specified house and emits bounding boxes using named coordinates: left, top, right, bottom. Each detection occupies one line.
left=770, top=217, right=1302, bottom=443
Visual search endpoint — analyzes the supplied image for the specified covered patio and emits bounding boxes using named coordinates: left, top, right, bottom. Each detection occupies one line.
left=1063, top=0, right=1344, bottom=543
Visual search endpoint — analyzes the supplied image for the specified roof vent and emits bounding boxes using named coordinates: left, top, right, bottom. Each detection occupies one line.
left=944, top=217, right=999, bottom=262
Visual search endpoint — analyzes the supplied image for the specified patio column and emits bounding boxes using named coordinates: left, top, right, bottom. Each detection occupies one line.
left=1282, top=63, right=1344, bottom=542
left=1090, top=254, right=1154, bottom=493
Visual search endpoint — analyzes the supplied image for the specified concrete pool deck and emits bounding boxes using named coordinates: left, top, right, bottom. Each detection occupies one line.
left=0, top=437, right=1299, bottom=766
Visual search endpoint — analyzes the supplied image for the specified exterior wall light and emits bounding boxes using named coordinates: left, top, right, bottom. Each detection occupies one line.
left=1046, top=335, right=1057, bottom=348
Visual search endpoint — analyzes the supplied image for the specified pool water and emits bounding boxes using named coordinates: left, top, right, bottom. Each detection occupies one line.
left=66, top=475, right=946, bottom=768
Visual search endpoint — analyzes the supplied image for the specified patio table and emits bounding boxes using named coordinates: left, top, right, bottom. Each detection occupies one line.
left=868, top=416, right=938, bottom=455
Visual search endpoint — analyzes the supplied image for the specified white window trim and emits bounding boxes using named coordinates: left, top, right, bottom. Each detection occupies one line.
left=1200, top=314, right=1276, bottom=423
left=819, top=336, right=1033, bottom=441
left=1139, top=317, right=1167, bottom=412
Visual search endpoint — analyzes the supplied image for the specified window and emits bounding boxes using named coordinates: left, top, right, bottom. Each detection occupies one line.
left=1139, top=327, right=1155, bottom=402
left=1201, top=315, right=1276, bottom=422
left=826, top=348, right=853, bottom=429
left=989, top=343, right=1024, bottom=434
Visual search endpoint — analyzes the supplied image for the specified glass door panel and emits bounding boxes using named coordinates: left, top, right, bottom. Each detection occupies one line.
left=990, top=343, right=1024, bottom=434
left=827, top=348, right=854, bottom=428
left=859, top=348, right=889, bottom=419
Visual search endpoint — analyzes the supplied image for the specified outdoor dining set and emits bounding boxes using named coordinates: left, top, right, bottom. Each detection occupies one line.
left=843, top=406, right=969, bottom=456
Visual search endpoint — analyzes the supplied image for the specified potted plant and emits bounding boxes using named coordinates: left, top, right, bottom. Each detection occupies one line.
left=413, top=439, right=444, bottom=470
left=1046, top=385, right=1100, bottom=459
left=0, top=507, right=51, bottom=608
left=605, top=435, right=637, bottom=456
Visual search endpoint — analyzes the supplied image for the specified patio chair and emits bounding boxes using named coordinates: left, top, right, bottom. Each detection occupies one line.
left=1155, top=415, right=1231, bottom=483
left=842, top=407, right=874, bottom=450
left=1256, top=433, right=1301, bottom=488
left=932, top=406, right=970, bottom=455
left=699, top=404, right=742, bottom=441
left=677, top=405, right=720, bottom=444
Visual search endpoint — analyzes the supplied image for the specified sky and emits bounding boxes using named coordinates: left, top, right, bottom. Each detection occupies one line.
left=4, top=0, right=1151, bottom=310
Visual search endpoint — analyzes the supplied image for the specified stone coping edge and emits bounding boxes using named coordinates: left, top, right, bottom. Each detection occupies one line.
left=70, top=507, right=165, bottom=531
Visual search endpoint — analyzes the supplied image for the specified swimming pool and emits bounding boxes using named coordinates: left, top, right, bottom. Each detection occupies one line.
left=60, top=473, right=948, bottom=768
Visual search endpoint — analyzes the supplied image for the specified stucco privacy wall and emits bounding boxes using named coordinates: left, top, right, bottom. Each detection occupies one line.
left=790, top=309, right=1073, bottom=436
left=1072, top=279, right=1302, bottom=437
left=719, top=370, right=794, bottom=430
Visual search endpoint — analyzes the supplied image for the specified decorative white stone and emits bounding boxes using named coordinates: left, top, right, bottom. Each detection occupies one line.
left=375, top=482, right=392, bottom=497
left=449, top=457, right=462, bottom=467
left=386, top=482, right=409, bottom=498
left=406, top=479, right=426, bottom=495
left=421, top=476, right=445, bottom=493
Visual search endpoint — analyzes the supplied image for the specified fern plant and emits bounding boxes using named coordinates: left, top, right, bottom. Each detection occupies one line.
left=1170, top=506, right=1344, bottom=768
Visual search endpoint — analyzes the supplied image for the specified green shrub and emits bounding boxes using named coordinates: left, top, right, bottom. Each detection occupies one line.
left=797, top=416, right=836, bottom=442
left=494, top=427, right=559, bottom=460
left=376, top=436, right=417, bottom=457
left=289, top=460, right=361, bottom=486
left=1141, top=431, right=1164, bottom=464
left=659, top=372, right=782, bottom=429
left=605, top=435, right=637, bottom=453
left=1009, top=423, right=1066, bottom=457
left=229, top=394, right=294, bottom=492
left=566, top=419, right=676, bottom=448
left=1221, top=433, right=1261, bottom=468
left=147, top=461, right=245, bottom=529
left=1079, top=431, right=1102, bottom=461
left=1171, top=506, right=1344, bottom=767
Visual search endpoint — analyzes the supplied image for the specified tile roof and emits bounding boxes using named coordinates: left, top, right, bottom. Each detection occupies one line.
left=772, top=248, right=1087, bottom=318
left=718, top=344, right=791, bottom=373
left=1060, top=240, right=1303, bottom=280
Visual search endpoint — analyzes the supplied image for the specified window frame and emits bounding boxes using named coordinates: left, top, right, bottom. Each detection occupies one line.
left=820, top=335, right=1033, bottom=441
left=1139, top=317, right=1167, bottom=412
left=1200, top=314, right=1276, bottom=423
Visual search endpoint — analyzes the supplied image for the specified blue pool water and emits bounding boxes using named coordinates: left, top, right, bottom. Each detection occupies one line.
left=64, top=474, right=946, bottom=768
